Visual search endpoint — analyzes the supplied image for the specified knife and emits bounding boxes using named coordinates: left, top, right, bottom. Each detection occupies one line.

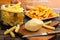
left=22, top=31, right=60, bottom=38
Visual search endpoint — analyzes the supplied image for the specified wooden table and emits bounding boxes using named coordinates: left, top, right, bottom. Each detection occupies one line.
left=0, top=16, right=60, bottom=40
left=0, top=27, right=23, bottom=40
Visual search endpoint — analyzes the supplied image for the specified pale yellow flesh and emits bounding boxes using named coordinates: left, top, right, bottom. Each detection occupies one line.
left=10, top=31, right=15, bottom=37
left=42, top=24, right=55, bottom=30
left=4, top=26, right=16, bottom=35
left=15, top=24, right=20, bottom=33
left=25, top=18, right=43, bottom=31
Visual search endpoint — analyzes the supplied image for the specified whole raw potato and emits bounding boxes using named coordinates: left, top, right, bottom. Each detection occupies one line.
left=25, top=18, right=43, bottom=31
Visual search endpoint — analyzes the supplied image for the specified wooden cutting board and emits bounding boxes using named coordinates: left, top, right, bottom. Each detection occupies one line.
left=18, top=25, right=55, bottom=40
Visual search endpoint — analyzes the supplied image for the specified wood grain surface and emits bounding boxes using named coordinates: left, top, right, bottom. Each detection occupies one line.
left=19, top=25, right=55, bottom=40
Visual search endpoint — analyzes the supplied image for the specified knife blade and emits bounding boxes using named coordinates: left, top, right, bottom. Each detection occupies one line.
left=22, top=31, right=60, bottom=38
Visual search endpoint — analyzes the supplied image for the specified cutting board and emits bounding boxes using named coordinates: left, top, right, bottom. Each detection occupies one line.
left=18, top=25, right=55, bottom=40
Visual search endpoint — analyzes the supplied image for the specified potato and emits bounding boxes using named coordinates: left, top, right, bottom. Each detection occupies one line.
left=26, top=5, right=59, bottom=20
left=25, top=18, right=43, bottom=31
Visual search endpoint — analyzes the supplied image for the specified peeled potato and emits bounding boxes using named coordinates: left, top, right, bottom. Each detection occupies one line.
left=25, top=18, right=43, bottom=31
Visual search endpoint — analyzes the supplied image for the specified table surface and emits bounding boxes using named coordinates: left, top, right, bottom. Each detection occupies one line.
left=0, top=27, right=23, bottom=40
left=0, top=16, right=60, bottom=40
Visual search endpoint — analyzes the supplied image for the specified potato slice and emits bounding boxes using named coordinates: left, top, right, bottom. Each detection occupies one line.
left=10, top=31, right=15, bottom=37
left=4, top=26, right=16, bottom=35
left=42, top=24, right=55, bottom=30
left=15, top=24, right=20, bottom=33
left=44, top=21, right=52, bottom=24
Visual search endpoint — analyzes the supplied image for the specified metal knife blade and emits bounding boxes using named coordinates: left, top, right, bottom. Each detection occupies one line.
left=22, top=32, right=48, bottom=38
left=22, top=31, right=60, bottom=38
